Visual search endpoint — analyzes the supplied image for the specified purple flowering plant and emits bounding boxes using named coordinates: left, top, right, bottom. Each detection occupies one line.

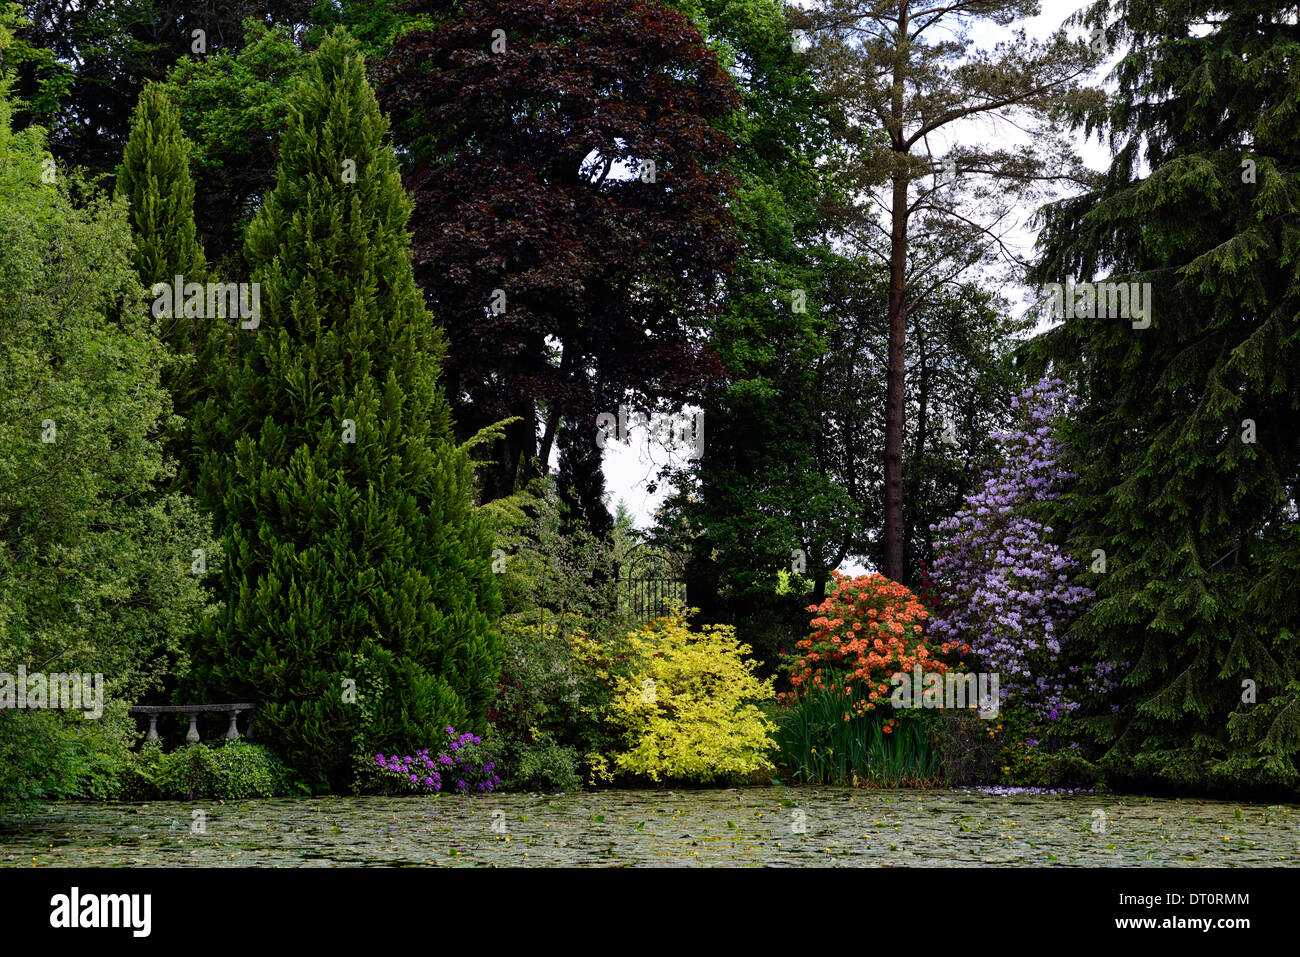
left=371, top=726, right=500, bottom=794
left=928, top=377, right=1118, bottom=721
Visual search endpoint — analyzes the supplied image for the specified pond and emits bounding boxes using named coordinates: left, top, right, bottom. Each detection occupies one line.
left=3, top=788, right=1297, bottom=867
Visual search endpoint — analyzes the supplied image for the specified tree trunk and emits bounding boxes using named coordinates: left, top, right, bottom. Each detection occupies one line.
left=884, top=173, right=908, bottom=581
left=882, top=3, right=910, bottom=582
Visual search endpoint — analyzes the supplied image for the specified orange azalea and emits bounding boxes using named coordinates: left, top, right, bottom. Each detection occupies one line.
left=782, top=571, right=961, bottom=707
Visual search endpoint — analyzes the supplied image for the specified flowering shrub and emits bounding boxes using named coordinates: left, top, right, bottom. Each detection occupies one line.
left=589, top=613, right=777, bottom=783
left=779, top=572, right=968, bottom=718
left=928, top=377, right=1108, bottom=719
left=773, top=574, right=962, bottom=785
left=374, top=727, right=499, bottom=793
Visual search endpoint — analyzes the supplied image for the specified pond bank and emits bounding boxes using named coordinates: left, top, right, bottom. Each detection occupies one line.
left=3, top=788, right=1296, bottom=866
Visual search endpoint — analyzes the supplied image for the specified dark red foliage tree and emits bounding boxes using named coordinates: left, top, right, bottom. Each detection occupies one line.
left=374, top=0, right=738, bottom=519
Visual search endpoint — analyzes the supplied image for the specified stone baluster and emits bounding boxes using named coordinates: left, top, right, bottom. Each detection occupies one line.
left=226, top=709, right=242, bottom=741
left=145, top=714, right=160, bottom=743
left=185, top=712, right=200, bottom=744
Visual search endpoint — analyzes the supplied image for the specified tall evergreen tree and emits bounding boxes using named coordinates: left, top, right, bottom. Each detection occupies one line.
left=192, top=29, right=502, bottom=791
left=792, top=0, right=1102, bottom=580
left=115, top=80, right=210, bottom=480
left=1030, top=0, right=1300, bottom=792
left=116, top=83, right=206, bottom=296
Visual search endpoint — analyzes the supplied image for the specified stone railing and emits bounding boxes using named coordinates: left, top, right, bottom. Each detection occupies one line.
left=129, top=703, right=259, bottom=746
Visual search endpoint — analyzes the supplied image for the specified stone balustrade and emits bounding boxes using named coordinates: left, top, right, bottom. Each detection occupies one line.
left=129, top=703, right=259, bottom=746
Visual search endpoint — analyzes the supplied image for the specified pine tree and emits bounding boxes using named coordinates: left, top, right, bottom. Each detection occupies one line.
left=115, top=81, right=210, bottom=483
left=192, top=29, right=502, bottom=791
left=790, top=0, right=1101, bottom=580
left=1030, top=0, right=1300, bottom=792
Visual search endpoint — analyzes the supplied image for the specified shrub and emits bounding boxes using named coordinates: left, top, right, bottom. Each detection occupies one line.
left=369, top=728, right=499, bottom=794
left=928, top=377, right=1104, bottom=719
left=0, top=707, right=137, bottom=816
left=588, top=614, right=777, bottom=784
left=125, top=742, right=303, bottom=800
left=486, top=615, right=615, bottom=789
left=780, top=571, right=965, bottom=712
left=509, top=736, right=583, bottom=793
left=774, top=573, right=966, bottom=786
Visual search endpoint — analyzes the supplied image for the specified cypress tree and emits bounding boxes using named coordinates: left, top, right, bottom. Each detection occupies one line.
left=1031, top=0, right=1300, bottom=793
left=116, top=83, right=207, bottom=303
left=193, top=29, right=502, bottom=791
left=115, top=82, right=210, bottom=482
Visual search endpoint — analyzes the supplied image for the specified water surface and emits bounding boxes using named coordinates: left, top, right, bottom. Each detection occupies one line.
left=3, top=788, right=1296, bottom=866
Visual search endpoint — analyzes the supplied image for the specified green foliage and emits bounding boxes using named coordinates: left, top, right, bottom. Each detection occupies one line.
left=190, top=29, right=501, bottom=792
left=775, top=686, right=942, bottom=787
left=487, top=617, right=609, bottom=791
left=125, top=741, right=304, bottom=800
left=161, top=20, right=311, bottom=273
left=0, top=707, right=136, bottom=816
left=934, top=705, right=1104, bottom=790
left=490, top=477, right=628, bottom=634
left=0, top=20, right=215, bottom=812
left=115, top=82, right=206, bottom=294
left=10, top=0, right=316, bottom=178
left=115, top=80, right=212, bottom=488
left=1030, top=0, right=1300, bottom=794
left=655, top=0, right=851, bottom=637
left=507, top=735, right=582, bottom=793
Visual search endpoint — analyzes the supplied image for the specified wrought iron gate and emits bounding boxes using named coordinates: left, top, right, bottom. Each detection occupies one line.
left=619, top=544, right=687, bottom=622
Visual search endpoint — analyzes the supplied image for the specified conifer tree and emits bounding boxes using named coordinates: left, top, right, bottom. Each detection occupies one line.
left=192, top=29, right=502, bottom=790
left=115, top=81, right=210, bottom=482
left=116, top=82, right=207, bottom=305
left=1031, top=0, right=1300, bottom=792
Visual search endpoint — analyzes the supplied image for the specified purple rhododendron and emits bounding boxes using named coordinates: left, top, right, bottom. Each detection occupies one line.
left=373, top=726, right=497, bottom=794
left=929, top=377, right=1116, bottom=718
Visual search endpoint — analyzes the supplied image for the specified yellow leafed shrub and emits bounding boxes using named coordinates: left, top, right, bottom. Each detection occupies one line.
left=600, top=614, right=777, bottom=783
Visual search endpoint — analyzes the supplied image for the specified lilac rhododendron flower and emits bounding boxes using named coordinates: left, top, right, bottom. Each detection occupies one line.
left=929, top=377, right=1121, bottom=719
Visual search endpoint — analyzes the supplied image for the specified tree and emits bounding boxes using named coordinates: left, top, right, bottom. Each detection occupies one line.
left=115, top=80, right=211, bottom=485
left=0, top=14, right=214, bottom=809
left=1029, top=0, right=1300, bottom=792
left=648, top=0, right=855, bottom=645
left=191, top=29, right=502, bottom=791
left=374, top=0, right=739, bottom=524
left=663, top=250, right=1025, bottom=670
left=11, top=0, right=316, bottom=179
left=791, top=0, right=1101, bottom=579
left=161, top=20, right=312, bottom=274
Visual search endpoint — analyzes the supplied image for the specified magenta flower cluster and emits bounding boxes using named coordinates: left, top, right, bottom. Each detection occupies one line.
left=375, top=726, right=500, bottom=793
left=928, top=377, right=1113, bottom=718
